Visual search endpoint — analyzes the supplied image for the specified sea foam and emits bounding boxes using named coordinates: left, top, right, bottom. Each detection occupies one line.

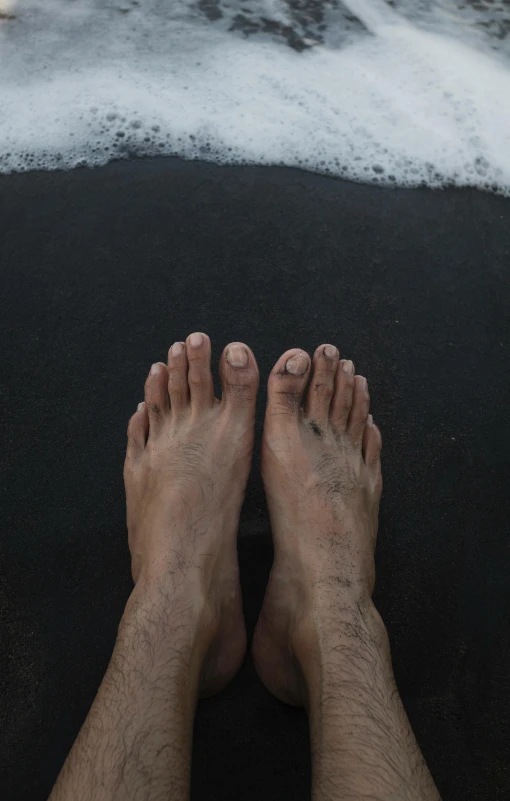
left=1, top=0, right=509, bottom=192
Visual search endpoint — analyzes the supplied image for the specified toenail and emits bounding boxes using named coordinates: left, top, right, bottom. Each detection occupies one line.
left=368, top=413, right=373, bottom=425
left=324, top=345, right=338, bottom=359
left=359, top=376, right=368, bottom=389
left=171, top=341, right=184, bottom=356
left=190, top=333, right=204, bottom=348
left=286, top=353, right=310, bottom=376
left=226, top=344, right=249, bottom=368
left=150, top=363, right=163, bottom=376
left=343, top=360, right=354, bottom=375
left=137, top=402, right=145, bottom=411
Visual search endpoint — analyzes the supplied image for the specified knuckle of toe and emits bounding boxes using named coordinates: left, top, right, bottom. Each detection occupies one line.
left=341, top=375, right=355, bottom=394
left=168, top=378, right=186, bottom=396
left=188, top=370, right=205, bottom=387
left=187, top=347, right=209, bottom=363
left=227, top=376, right=255, bottom=394
left=314, top=378, right=334, bottom=396
left=227, top=387, right=254, bottom=407
left=168, top=361, right=184, bottom=373
left=339, top=394, right=353, bottom=410
left=275, top=391, right=301, bottom=410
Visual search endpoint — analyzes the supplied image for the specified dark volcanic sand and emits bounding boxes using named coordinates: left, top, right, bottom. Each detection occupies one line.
left=1, top=157, right=509, bottom=801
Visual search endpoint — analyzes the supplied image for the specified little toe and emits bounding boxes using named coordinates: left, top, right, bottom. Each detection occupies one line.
left=219, top=343, right=259, bottom=417
left=186, top=332, right=215, bottom=412
left=363, top=414, right=382, bottom=470
left=266, top=349, right=311, bottom=422
left=346, top=375, right=370, bottom=445
left=144, top=362, right=170, bottom=430
left=167, top=341, right=189, bottom=414
left=304, top=344, right=339, bottom=429
left=330, top=358, right=355, bottom=432
left=126, top=401, right=149, bottom=455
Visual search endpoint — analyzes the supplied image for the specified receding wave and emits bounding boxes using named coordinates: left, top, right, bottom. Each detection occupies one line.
left=1, top=0, right=509, bottom=192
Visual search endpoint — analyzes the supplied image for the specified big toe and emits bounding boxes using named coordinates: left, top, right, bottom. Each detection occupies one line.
left=266, top=349, right=311, bottom=423
left=219, top=343, right=259, bottom=417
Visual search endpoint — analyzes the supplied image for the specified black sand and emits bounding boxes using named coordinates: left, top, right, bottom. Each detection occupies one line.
left=1, top=157, right=509, bottom=800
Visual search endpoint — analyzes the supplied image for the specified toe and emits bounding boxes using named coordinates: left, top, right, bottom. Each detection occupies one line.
left=304, top=344, right=339, bottom=428
left=126, top=401, right=149, bottom=455
left=144, top=362, right=170, bottom=430
left=266, top=349, right=311, bottom=421
left=219, top=342, right=259, bottom=416
left=346, top=375, right=370, bottom=445
left=363, top=414, right=382, bottom=469
left=330, top=359, right=355, bottom=432
left=186, top=332, right=215, bottom=412
left=167, top=341, right=189, bottom=414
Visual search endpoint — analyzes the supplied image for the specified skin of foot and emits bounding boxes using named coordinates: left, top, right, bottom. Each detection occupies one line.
left=49, top=334, right=259, bottom=801
left=124, top=333, right=260, bottom=697
left=252, top=345, right=441, bottom=801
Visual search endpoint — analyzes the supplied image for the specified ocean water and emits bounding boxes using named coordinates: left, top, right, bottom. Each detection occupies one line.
left=0, top=0, right=509, bottom=192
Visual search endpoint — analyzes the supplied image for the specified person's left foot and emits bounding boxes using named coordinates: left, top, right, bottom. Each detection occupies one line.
left=123, top=333, right=259, bottom=697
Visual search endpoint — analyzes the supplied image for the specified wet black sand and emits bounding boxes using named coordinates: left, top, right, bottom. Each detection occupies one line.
left=1, top=157, right=509, bottom=800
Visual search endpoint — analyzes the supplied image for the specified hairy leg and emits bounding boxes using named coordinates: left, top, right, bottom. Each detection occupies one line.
left=49, top=334, right=259, bottom=801
left=253, top=345, right=440, bottom=801
left=50, top=585, right=203, bottom=801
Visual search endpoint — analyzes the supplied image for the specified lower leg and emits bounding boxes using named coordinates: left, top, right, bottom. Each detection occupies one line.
left=303, top=597, right=438, bottom=800
left=50, top=582, right=203, bottom=801
left=253, top=344, right=440, bottom=801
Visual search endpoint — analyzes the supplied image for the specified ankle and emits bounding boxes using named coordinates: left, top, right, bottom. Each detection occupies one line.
left=291, top=597, right=390, bottom=704
left=123, top=579, right=221, bottom=671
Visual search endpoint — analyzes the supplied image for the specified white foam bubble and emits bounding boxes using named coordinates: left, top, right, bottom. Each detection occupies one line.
left=0, top=0, right=17, bottom=14
left=0, top=0, right=509, bottom=193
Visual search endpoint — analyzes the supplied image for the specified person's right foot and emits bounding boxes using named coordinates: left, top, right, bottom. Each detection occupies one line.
left=124, top=333, right=259, bottom=698
left=252, top=345, right=383, bottom=706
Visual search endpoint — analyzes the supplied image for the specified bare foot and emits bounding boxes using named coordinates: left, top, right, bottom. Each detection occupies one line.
left=124, top=333, right=259, bottom=697
left=252, top=345, right=382, bottom=706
